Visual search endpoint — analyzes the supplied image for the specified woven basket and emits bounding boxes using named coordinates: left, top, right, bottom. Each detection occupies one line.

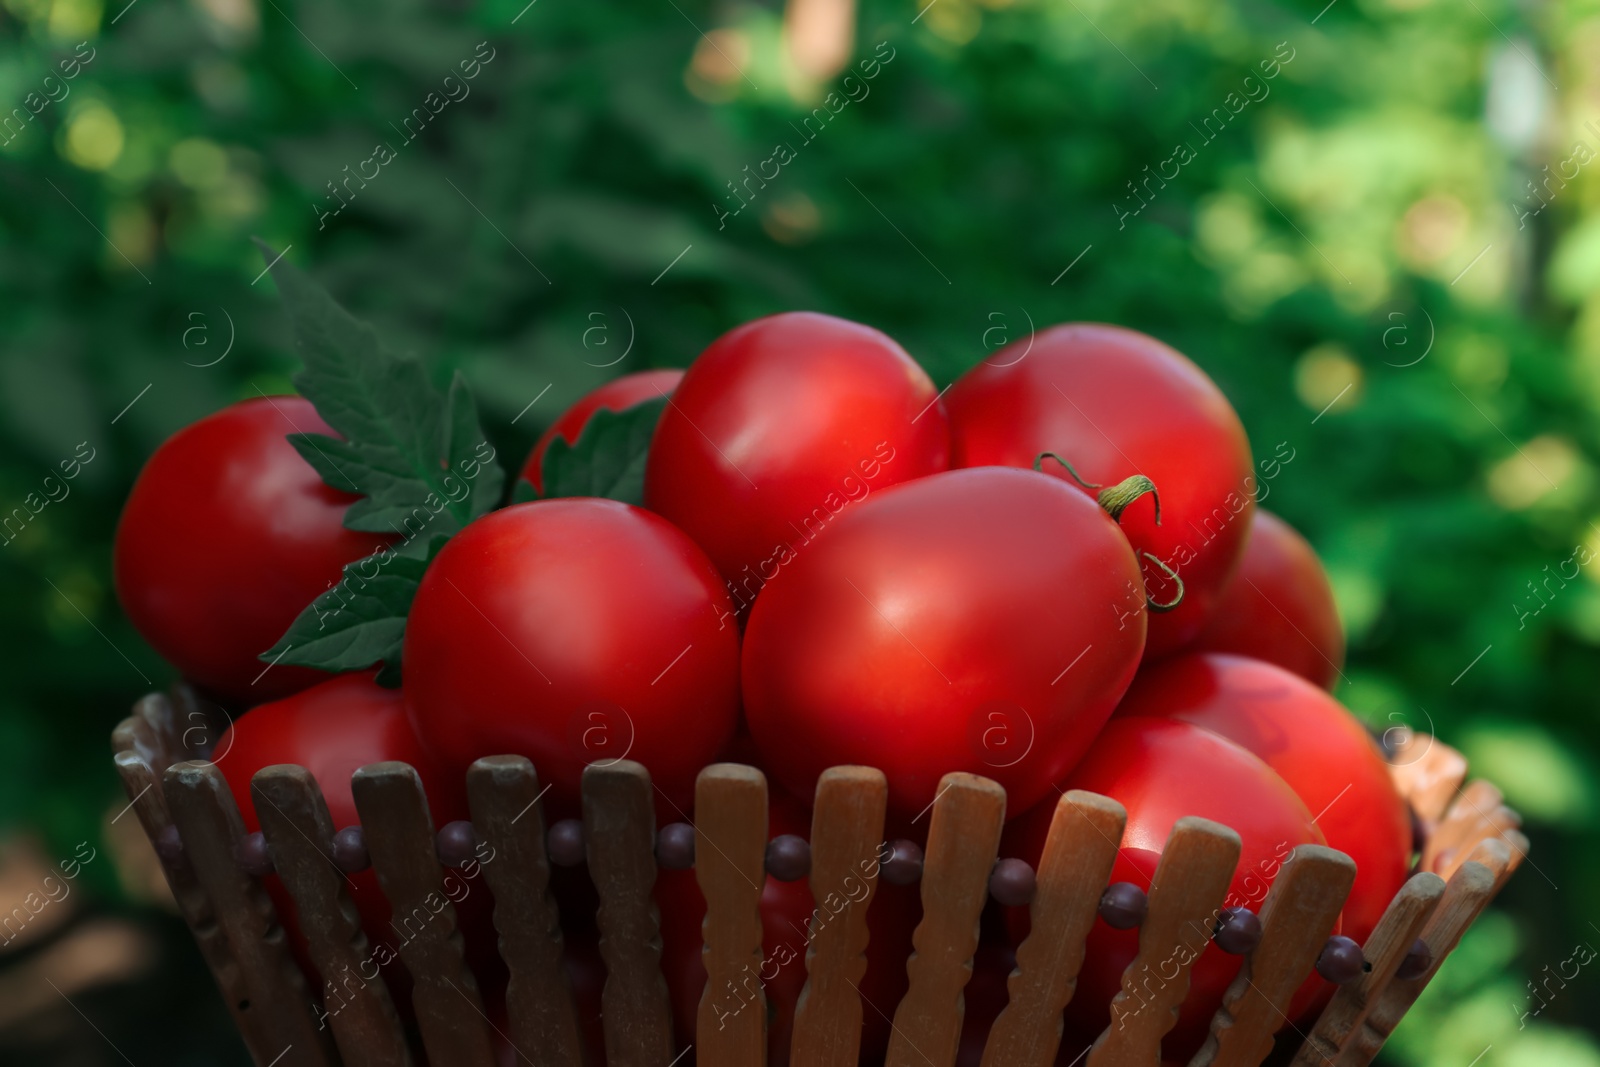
left=111, top=686, right=1525, bottom=1067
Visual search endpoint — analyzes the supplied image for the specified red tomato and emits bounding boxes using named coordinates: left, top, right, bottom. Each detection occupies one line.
left=742, top=467, right=1147, bottom=824
left=1003, top=717, right=1328, bottom=1060
left=403, top=499, right=741, bottom=818
left=520, top=369, right=685, bottom=493
left=644, top=312, right=949, bottom=608
left=946, top=324, right=1255, bottom=658
left=115, top=396, right=390, bottom=705
left=215, top=673, right=493, bottom=1011
left=655, top=789, right=919, bottom=1065
left=1114, top=652, right=1407, bottom=946
left=1188, top=510, right=1345, bottom=689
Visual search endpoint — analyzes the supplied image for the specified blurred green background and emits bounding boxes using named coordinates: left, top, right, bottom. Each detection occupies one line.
left=2, top=0, right=1597, bottom=1061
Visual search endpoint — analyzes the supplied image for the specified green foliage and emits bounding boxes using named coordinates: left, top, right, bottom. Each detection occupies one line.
left=2, top=0, right=1599, bottom=1060
left=539, top=396, right=667, bottom=505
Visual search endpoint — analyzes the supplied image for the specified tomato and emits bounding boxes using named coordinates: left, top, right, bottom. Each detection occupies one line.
left=655, top=789, right=919, bottom=1065
left=115, top=396, right=390, bottom=705
left=403, top=499, right=741, bottom=818
left=742, top=466, right=1147, bottom=824
left=644, top=312, right=949, bottom=606
left=215, top=672, right=494, bottom=1011
left=1114, top=652, right=1407, bottom=947
left=1002, top=716, right=1328, bottom=1061
left=520, top=369, right=685, bottom=494
left=945, top=324, right=1255, bottom=658
left=1188, top=510, right=1345, bottom=689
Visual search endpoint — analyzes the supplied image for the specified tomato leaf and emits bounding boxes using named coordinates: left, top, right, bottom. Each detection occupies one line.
left=539, top=396, right=667, bottom=505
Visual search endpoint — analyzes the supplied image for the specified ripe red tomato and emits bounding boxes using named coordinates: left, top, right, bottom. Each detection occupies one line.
left=520, top=369, right=685, bottom=493
left=655, top=789, right=919, bottom=1065
left=742, top=466, right=1147, bottom=824
left=403, top=499, right=741, bottom=818
left=644, top=312, right=949, bottom=607
left=1114, top=652, right=1408, bottom=947
left=215, top=672, right=492, bottom=1009
left=1003, top=716, right=1328, bottom=1061
left=1188, top=510, right=1345, bottom=689
left=945, top=324, right=1255, bottom=658
left=115, top=396, right=390, bottom=705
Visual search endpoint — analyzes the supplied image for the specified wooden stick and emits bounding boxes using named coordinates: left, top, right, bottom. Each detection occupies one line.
left=1086, top=817, right=1242, bottom=1067
left=352, top=761, right=496, bottom=1067
left=1425, top=781, right=1521, bottom=879
left=467, top=756, right=584, bottom=1067
left=1386, top=734, right=1467, bottom=826
left=163, top=760, right=337, bottom=1067
left=1290, top=871, right=1445, bottom=1066
left=582, top=760, right=674, bottom=1067
left=252, top=765, right=413, bottom=1067
left=885, top=773, right=1008, bottom=1067
left=1189, top=845, right=1355, bottom=1067
left=791, top=766, right=889, bottom=1067
left=981, top=791, right=1125, bottom=1067
left=696, top=763, right=771, bottom=1067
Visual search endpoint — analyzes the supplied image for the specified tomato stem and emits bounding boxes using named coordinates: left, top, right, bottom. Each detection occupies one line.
left=1098, top=474, right=1162, bottom=526
left=1142, top=552, right=1185, bottom=613
left=1034, top=451, right=1102, bottom=489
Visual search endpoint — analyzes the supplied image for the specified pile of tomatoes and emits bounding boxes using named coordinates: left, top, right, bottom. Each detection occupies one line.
left=114, top=311, right=1410, bottom=1064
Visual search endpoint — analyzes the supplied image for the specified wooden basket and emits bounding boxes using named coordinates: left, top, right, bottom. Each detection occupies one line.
left=111, top=687, right=1526, bottom=1067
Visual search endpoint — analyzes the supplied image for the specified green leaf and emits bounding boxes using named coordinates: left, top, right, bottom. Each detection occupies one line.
left=539, top=396, right=668, bottom=505
left=261, top=535, right=449, bottom=686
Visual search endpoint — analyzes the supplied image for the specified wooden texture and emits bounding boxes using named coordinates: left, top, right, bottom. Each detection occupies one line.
left=252, top=765, right=412, bottom=1067
left=583, top=760, right=675, bottom=1067
left=467, top=756, right=584, bottom=1067
left=1290, top=872, right=1446, bottom=1066
left=791, top=767, right=889, bottom=1067
left=1387, top=733, right=1467, bottom=826
left=163, top=760, right=337, bottom=1067
left=981, top=791, right=1126, bottom=1067
left=1189, top=845, right=1356, bottom=1067
left=352, top=761, right=495, bottom=1067
left=885, top=773, right=1008, bottom=1067
left=696, top=763, right=771, bottom=1067
left=1087, top=817, right=1242, bottom=1067
left=1424, top=780, right=1521, bottom=879
left=1336, top=842, right=1509, bottom=1066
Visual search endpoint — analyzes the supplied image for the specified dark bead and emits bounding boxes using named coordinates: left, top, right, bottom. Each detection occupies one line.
left=1410, top=808, right=1427, bottom=857
left=1213, top=907, right=1262, bottom=955
left=656, top=823, right=696, bottom=870
left=989, top=858, right=1037, bottom=907
left=234, top=832, right=273, bottom=877
left=880, top=840, right=924, bottom=885
left=548, top=819, right=586, bottom=867
left=766, top=835, right=812, bottom=882
left=153, top=824, right=184, bottom=864
left=436, top=820, right=478, bottom=868
left=1098, top=882, right=1148, bottom=929
left=1396, top=937, right=1433, bottom=980
left=332, top=826, right=370, bottom=872
left=1316, top=935, right=1367, bottom=984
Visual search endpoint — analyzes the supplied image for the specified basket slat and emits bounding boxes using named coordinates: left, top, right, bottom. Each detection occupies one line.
left=582, top=760, right=675, bottom=1067
left=252, top=765, right=413, bottom=1067
left=696, top=763, right=771, bottom=1067
left=1189, top=844, right=1356, bottom=1067
left=163, top=760, right=337, bottom=1067
left=1425, top=781, right=1521, bottom=879
left=1086, top=816, right=1242, bottom=1067
left=351, top=761, right=496, bottom=1066
left=1388, top=733, right=1467, bottom=827
left=467, top=755, right=584, bottom=1067
left=1289, top=871, right=1445, bottom=1066
left=980, top=790, right=1125, bottom=1067
left=885, top=773, right=1007, bottom=1067
left=790, top=766, right=889, bottom=1067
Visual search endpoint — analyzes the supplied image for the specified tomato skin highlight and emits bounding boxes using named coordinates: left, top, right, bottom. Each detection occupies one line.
left=403, top=498, right=741, bottom=818
left=1115, top=652, right=1408, bottom=947
left=742, top=466, right=1147, bottom=824
left=520, top=369, right=685, bottom=494
left=114, top=396, right=391, bottom=705
left=644, top=312, right=950, bottom=596
left=1004, top=716, right=1329, bottom=1061
left=946, top=323, right=1255, bottom=657
left=1189, top=509, right=1346, bottom=689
